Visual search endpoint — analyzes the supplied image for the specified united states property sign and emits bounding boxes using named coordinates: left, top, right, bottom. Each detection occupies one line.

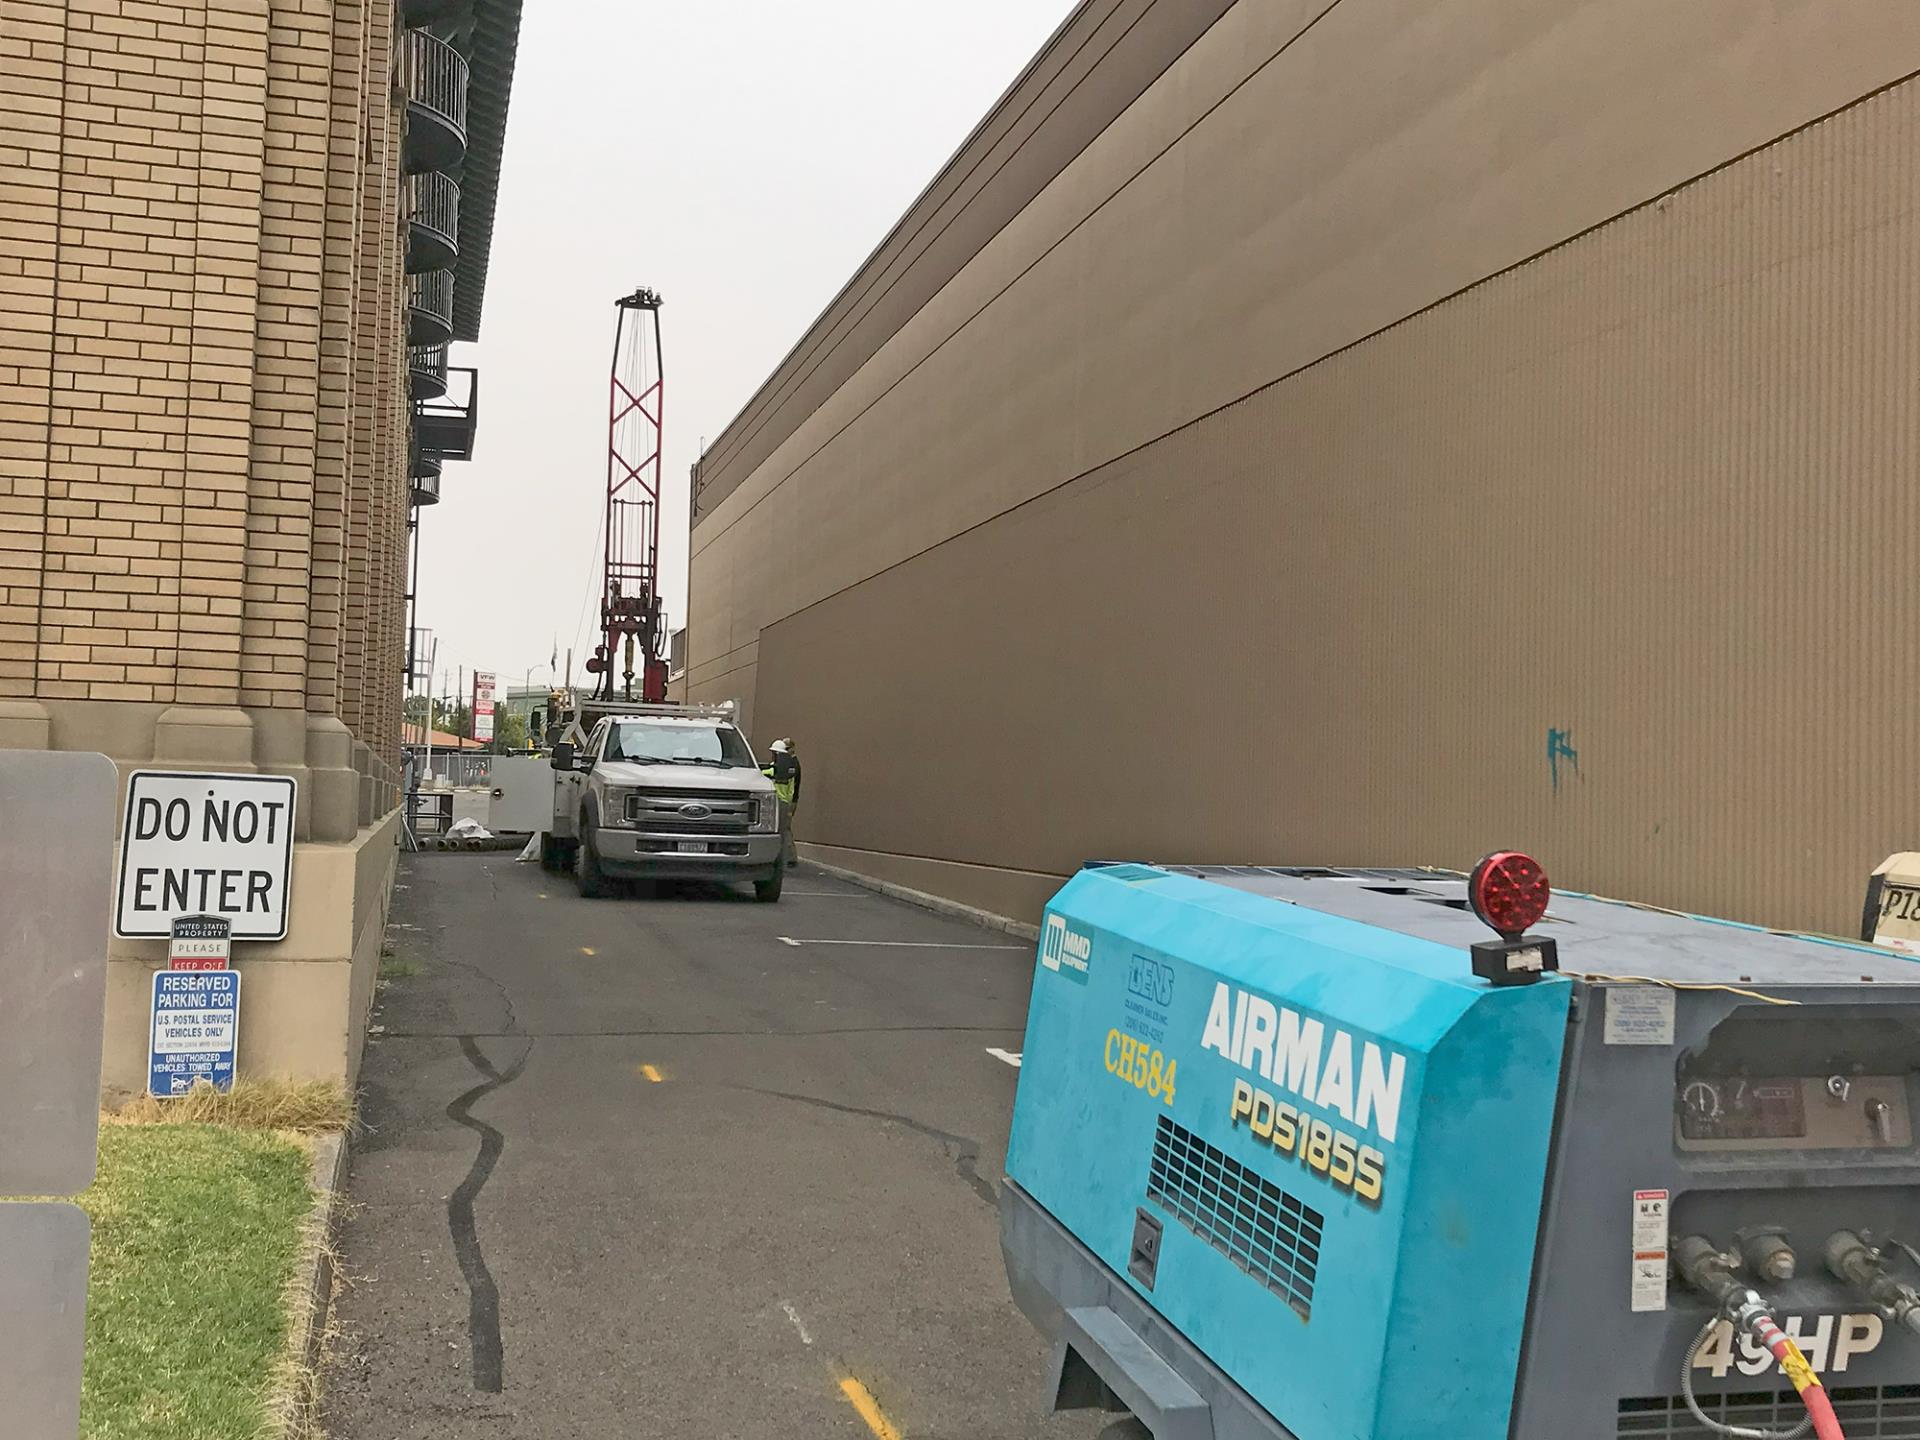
left=114, top=772, right=298, bottom=940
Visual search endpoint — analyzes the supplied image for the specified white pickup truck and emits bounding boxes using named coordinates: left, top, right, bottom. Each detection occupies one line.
left=544, top=703, right=785, bottom=901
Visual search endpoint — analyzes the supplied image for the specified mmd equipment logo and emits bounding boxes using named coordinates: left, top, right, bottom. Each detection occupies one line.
left=1040, top=914, right=1092, bottom=983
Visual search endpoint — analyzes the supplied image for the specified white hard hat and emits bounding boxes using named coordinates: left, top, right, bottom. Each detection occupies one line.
left=770, top=738, right=792, bottom=753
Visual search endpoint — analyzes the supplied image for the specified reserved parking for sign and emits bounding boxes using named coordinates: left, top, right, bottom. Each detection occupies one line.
left=148, top=969, right=241, bottom=1097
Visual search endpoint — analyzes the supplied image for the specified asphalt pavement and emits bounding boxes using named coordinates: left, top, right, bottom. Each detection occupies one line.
left=321, top=854, right=1124, bottom=1440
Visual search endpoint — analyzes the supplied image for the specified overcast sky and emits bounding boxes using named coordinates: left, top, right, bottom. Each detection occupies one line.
left=419, top=0, right=1076, bottom=699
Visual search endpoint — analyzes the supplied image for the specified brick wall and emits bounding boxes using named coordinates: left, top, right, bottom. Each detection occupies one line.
left=0, top=0, right=412, bottom=805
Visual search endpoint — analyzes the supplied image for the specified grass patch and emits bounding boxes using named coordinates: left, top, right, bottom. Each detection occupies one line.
left=79, top=1124, right=316, bottom=1440
left=111, top=1079, right=352, bottom=1135
left=379, top=955, right=420, bottom=981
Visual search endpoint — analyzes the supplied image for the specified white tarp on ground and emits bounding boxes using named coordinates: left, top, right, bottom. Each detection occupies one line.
left=447, top=818, right=493, bottom=840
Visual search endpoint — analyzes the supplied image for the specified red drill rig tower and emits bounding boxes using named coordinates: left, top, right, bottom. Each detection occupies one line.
left=587, top=287, right=669, bottom=701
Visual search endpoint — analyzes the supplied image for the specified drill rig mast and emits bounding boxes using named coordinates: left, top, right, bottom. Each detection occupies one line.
left=587, top=287, right=668, bottom=702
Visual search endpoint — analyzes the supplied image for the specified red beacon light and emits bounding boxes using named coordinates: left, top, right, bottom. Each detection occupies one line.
left=1468, top=851, right=1552, bottom=938
left=1465, top=850, right=1559, bottom=987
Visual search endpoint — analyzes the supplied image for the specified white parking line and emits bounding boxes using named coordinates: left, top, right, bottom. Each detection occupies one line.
left=985, top=1048, right=1023, bottom=1068
left=777, top=937, right=1026, bottom=950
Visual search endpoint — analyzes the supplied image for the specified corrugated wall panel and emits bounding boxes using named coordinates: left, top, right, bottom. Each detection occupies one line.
left=690, top=0, right=1920, bottom=728
left=750, top=81, right=1920, bottom=934
left=693, top=0, right=1244, bottom=519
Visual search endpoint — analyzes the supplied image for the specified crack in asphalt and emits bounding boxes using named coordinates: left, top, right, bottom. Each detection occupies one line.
left=434, top=954, right=522, bottom=1037
left=432, top=948, right=530, bottom=1395
left=364, top=861, right=1023, bottom=1417
left=744, top=1087, right=998, bottom=1208
left=446, top=1033, right=531, bottom=1394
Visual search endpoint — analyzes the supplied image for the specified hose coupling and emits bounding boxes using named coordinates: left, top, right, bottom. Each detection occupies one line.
left=1737, top=1226, right=1798, bottom=1283
left=1827, top=1230, right=1920, bottom=1335
left=1674, top=1234, right=1750, bottom=1315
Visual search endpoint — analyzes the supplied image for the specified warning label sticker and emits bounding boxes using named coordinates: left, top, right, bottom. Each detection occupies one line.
left=1631, top=1188, right=1669, bottom=1313
left=1605, top=986, right=1676, bottom=1046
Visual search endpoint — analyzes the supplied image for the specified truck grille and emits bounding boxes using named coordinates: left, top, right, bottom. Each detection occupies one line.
left=625, top=788, right=756, bottom=835
left=1145, top=1115, right=1322, bottom=1320
left=1618, top=1386, right=1920, bottom=1439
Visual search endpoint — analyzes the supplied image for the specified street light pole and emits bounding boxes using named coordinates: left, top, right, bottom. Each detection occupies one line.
left=422, top=637, right=438, bottom=785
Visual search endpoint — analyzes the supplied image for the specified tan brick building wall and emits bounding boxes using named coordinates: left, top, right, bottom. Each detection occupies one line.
left=0, top=0, right=411, bottom=839
left=0, top=0, right=520, bottom=1093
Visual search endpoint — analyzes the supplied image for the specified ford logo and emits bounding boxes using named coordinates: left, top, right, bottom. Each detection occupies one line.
left=678, top=802, right=713, bottom=820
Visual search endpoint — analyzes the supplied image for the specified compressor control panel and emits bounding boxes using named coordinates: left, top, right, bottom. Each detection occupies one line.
left=1676, top=1073, right=1913, bottom=1150
left=1671, top=1008, right=1920, bottom=1152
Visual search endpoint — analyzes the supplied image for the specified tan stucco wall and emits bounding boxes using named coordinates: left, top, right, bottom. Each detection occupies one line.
left=691, top=1, right=1920, bottom=936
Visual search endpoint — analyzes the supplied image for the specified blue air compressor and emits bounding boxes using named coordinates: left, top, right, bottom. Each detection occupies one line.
left=1001, top=858, right=1920, bottom=1440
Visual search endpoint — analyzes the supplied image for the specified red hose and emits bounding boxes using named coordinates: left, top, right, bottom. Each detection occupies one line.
left=1754, top=1316, right=1847, bottom=1440
left=1799, top=1383, right=1845, bottom=1440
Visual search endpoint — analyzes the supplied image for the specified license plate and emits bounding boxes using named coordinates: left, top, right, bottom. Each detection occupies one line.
left=676, top=841, right=707, bottom=854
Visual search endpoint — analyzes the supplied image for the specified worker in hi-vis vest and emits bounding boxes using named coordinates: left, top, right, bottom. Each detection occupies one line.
left=763, top=738, right=801, bottom=869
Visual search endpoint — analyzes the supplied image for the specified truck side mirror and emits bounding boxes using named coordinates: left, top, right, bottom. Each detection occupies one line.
left=550, top=741, right=575, bottom=771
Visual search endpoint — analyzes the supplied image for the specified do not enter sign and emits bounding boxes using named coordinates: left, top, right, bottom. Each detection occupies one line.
left=114, top=771, right=297, bottom=940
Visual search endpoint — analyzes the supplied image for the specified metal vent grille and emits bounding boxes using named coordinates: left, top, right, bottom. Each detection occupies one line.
left=1098, top=864, right=1165, bottom=883
left=1618, top=1386, right=1920, bottom=1439
left=1145, top=1115, right=1322, bottom=1319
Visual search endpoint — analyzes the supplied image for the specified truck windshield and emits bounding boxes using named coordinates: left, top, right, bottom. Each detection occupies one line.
left=605, top=722, right=756, bottom=768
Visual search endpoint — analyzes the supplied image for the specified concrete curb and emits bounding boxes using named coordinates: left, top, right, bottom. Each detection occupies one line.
left=273, top=1129, right=347, bottom=1438
left=799, top=854, right=1042, bottom=943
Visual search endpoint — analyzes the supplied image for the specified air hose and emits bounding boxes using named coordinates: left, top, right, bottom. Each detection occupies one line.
left=1673, top=1236, right=1847, bottom=1440
left=1680, top=1316, right=1810, bottom=1440
left=1680, top=1313, right=1844, bottom=1440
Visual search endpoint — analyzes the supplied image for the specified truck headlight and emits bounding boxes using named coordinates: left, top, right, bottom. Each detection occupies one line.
left=751, top=795, right=779, bottom=832
left=600, top=788, right=635, bottom=827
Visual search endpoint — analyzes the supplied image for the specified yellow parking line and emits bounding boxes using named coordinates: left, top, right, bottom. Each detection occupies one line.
left=638, top=1063, right=664, bottom=1083
left=837, top=1376, right=903, bottom=1440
